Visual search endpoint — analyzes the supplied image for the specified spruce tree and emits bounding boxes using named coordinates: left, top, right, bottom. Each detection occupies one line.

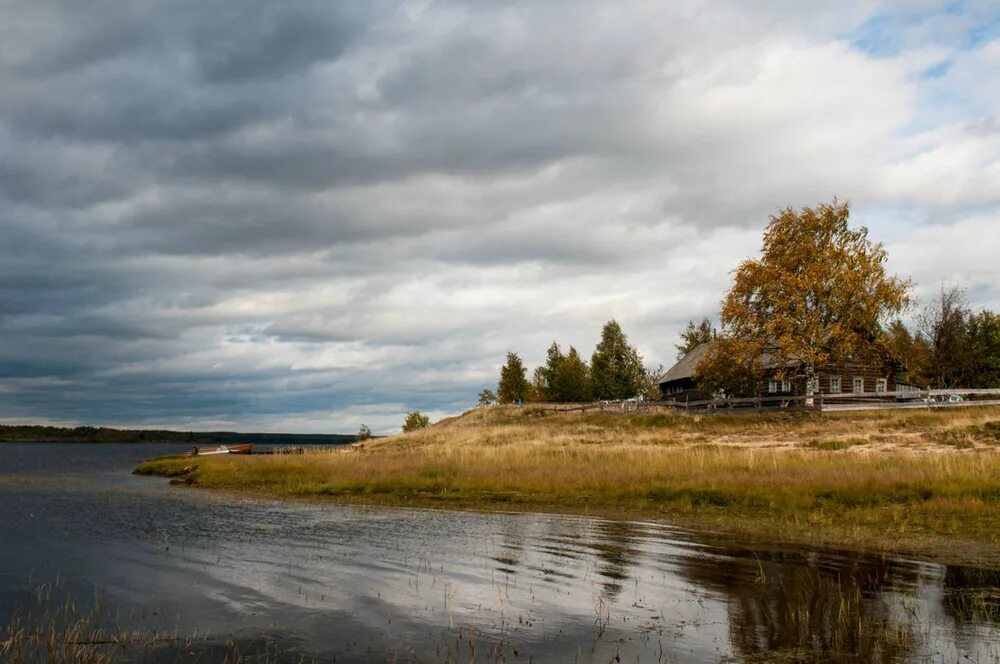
left=551, top=346, right=592, bottom=402
left=676, top=319, right=714, bottom=359
left=540, top=342, right=565, bottom=397
left=590, top=320, right=645, bottom=400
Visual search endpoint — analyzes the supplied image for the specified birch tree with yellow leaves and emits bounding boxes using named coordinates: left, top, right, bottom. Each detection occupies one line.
left=699, top=200, right=911, bottom=399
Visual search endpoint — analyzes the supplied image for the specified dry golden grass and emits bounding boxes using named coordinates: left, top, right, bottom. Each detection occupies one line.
left=136, top=405, right=1000, bottom=566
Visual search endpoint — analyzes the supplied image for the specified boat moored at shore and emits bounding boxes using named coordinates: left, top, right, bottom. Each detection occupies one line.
left=181, top=443, right=254, bottom=457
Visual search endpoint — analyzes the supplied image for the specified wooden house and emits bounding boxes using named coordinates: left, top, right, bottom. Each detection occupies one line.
left=657, top=343, right=710, bottom=400
left=658, top=342, right=901, bottom=401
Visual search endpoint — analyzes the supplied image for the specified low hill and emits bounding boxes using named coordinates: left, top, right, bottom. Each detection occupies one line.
left=366, top=402, right=1000, bottom=452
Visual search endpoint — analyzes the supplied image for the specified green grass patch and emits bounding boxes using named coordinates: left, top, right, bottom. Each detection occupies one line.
left=132, top=457, right=196, bottom=477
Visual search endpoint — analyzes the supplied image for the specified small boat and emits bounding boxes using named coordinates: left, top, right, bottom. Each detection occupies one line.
left=181, top=443, right=254, bottom=457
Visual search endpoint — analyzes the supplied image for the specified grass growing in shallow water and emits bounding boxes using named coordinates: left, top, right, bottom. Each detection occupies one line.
left=1, top=582, right=307, bottom=663
left=136, top=406, right=1000, bottom=567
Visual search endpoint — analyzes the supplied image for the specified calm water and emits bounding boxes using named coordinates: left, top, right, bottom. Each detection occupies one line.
left=1, top=443, right=998, bottom=663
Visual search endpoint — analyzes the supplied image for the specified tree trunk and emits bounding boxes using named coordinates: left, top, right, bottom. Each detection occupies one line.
left=805, top=364, right=816, bottom=407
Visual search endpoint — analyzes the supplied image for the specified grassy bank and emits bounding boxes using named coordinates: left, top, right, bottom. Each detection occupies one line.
left=136, top=405, right=1000, bottom=567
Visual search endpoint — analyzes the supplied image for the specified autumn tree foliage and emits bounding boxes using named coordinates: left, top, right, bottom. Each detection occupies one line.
left=497, top=352, right=530, bottom=403
left=590, top=320, right=645, bottom=400
left=638, top=363, right=668, bottom=401
left=699, top=200, right=911, bottom=396
left=695, top=336, right=766, bottom=398
left=529, top=365, right=548, bottom=402
left=884, top=318, right=930, bottom=386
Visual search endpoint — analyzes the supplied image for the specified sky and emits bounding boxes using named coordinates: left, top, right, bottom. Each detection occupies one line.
left=1, top=1, right=998, bottom=433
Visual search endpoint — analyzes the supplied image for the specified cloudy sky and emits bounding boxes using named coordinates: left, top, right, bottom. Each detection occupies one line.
left=1, top=1, right=998, bottom=433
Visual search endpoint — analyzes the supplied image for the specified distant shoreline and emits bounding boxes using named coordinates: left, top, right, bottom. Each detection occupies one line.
left=0, top=424, right=355, bottom=446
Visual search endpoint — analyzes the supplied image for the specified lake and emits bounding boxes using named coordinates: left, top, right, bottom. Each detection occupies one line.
left=1, top=442, right=998, bottom=662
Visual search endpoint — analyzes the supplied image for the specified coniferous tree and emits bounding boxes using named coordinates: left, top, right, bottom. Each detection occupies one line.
left=676, top=319, right=714, bottom=359
left=540, top=342, right=565, bottom=397
left=912, top=286, right=1000, bottom=388
left=968, top=310, right=1000, bottom=388
left=919, top=285, right=972, bottom=388
left=550, top=346, right=592, bottom=402
left=590, top=320, right=645, bottom=399
left=497, top=352, right=530, bottom=403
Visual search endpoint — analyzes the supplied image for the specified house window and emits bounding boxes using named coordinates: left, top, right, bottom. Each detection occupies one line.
left=853, top=376, right=864, bottom=393
left=876, top=378, right=887, bottom=393
left=807, top=376, right=819, bottom=394
left=768, top=380, right=778, bottom=394
left=829, top=376, right=841, bottom=394
left=781, top=380, right=792, bottom=393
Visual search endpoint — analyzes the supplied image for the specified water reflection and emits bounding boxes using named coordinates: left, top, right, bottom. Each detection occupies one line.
left=588, top=520, right=643, bottom=601
left=676, top=549, right=922, bottom=662
left=0, top=443, right=998, bottom=662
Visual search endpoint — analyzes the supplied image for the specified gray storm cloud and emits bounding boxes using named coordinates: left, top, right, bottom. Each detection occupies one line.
left=1, top=0, right=998, bottom=432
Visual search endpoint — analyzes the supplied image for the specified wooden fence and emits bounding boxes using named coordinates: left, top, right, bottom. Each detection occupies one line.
left=529, top=388, right=1000, bottom=415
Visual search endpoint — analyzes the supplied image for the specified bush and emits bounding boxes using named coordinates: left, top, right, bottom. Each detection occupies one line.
left=402, top=411, right=431, bottom=433
left=477, top=389, right=497, bottom=407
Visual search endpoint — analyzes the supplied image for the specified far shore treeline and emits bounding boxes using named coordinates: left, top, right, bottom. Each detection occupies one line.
left=0, top=425, right=356, bottom=445
left=483, top=200, right=1000, bottom=405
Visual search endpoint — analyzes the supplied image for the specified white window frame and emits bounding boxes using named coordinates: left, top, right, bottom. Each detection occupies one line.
left=808, top=376, right=819, bottom=394
left=829, top=376, right=841, bottom=394
left=876, top=378, right=887, bottom=393
left=768, top=380, right=778, bottom=394
left=780, top=380, right=791, bottom=393
left=853, top=376, right=864, bottom=393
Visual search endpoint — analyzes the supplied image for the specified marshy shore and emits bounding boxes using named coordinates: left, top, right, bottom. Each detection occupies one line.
left=135, top=405, right=1000, bottom=568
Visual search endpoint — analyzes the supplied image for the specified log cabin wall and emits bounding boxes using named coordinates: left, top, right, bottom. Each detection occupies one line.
left=757, top=358, right=896, bottom=396
left=816, top=357, right=896, bottom=395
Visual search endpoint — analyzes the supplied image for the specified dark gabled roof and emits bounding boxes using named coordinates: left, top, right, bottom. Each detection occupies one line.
left=660, top=337, right=902, bottom=386
left=659, top=341, right=798, bottom=385
left=659, top=343, right=709, bottom=384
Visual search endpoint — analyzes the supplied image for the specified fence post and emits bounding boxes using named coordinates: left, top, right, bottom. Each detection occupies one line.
left=685, top=395, right=689, bottom=414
